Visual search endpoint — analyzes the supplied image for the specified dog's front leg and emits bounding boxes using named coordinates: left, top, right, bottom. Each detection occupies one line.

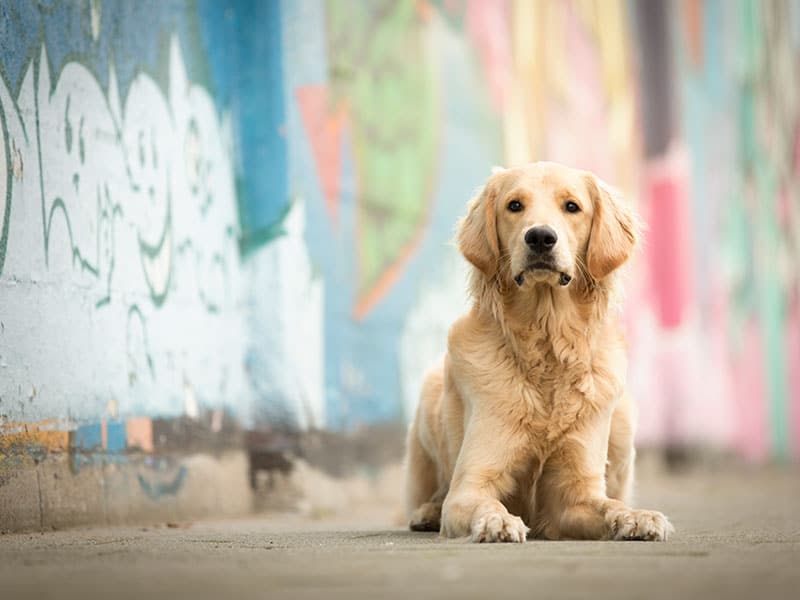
left=441, top=418, right=531, bottom=543
left=536, top=411, right=673, bottom=541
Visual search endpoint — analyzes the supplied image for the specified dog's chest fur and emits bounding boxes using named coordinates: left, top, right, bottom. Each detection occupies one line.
left=497, top=312, right=623, bottom=451
left=514, top=331, right=598, bottom=443
left=451, top=290, right=625, bottom=451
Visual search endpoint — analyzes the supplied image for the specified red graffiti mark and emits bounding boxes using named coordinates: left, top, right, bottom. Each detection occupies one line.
left=296, top=85, right=345, bottom=225
left=643, top=153, right=694, bottom=329
left=465, top=0, right=511, bottom=111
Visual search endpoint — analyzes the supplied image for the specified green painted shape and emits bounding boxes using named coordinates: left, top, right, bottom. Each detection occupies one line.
left=721, top=179, right=755, bottom=352
left=736, top=0, right=761, bottom=79
left=326, top=0, right=439, bottom=298
left=237, top=198, right=290, bottom=258
left=430, top=0, right=467, bottom=30
left=754, top=160, right=790, bottom=459
left=127, top=304, right=155, bottom=380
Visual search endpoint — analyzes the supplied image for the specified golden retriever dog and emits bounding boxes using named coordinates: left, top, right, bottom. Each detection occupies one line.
left=404, top=162, right=673, bottom=543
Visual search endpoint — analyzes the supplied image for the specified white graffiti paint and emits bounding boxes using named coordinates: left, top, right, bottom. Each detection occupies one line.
left=36, top=44, right=128, bottom=294
left=89, top=0, right=101, bottom=41
left=0, top=37, right=250, bottom=422
left=398, top=249, right=470, bottom=421
left=245, top=198, right=325, bottom=429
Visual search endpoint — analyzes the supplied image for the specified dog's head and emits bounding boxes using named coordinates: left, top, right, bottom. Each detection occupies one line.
left=458, top=162, right=639, bottom=291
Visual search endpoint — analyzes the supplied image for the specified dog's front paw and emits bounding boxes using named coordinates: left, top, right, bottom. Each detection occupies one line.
left=471, top=510, right=529, bottom=543
left=606, top=507, right=674, bottom=541
left=409, top=502, right=442, bottom=532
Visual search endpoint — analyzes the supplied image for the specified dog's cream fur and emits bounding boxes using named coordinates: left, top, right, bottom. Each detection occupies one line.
left=404, top=162, right=673, bottom=543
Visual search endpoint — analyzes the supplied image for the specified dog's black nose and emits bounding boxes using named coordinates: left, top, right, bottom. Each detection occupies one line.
left=525, top=226, right=558, bottom=252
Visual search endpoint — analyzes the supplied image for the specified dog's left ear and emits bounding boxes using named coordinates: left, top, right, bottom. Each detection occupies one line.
left=585, top=175, right=640, bottom=281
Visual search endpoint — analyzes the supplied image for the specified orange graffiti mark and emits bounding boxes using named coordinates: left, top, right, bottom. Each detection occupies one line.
left=683, top=0, right=704, bottom=66
left=352, top=218, right=430, bottom=319
left=0, top=419, right=69, bottom=454
left=296, top=85, right=346, bottom=225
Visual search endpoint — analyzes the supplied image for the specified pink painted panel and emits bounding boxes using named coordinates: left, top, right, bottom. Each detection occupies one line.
left=125, top=417, right=154, bottom=453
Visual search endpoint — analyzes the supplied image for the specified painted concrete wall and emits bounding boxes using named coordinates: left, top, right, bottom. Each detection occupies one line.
left=1, top=2, right=250, bottom=435
left=1, top=0, right=799, bottom=484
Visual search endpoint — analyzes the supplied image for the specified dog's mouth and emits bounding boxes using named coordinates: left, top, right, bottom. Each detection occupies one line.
left=514, top=263, right=572, bottom=288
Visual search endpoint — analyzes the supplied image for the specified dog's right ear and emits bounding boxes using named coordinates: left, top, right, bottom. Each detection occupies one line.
left=457, top=179, right=500, bottom=276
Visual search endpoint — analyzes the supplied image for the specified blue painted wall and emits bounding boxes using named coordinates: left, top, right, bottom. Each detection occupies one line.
left=197, top=0, right=289, bottom=250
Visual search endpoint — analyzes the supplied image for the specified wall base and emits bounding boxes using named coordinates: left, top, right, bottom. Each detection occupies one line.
left=0, top=451, right=252, bottom=533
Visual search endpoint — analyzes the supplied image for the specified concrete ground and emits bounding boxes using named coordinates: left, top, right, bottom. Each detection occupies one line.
left=1, top=466, right=798, bottom=600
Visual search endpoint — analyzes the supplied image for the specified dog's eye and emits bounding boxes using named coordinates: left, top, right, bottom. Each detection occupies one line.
left=507, top=199, right=524, bottom=213
left=564, top=200, right=581, bottom=213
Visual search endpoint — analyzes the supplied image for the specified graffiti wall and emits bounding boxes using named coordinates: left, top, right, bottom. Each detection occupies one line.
left=662, top=0, right=800, bottom=460
left=0, top=0, right=295, bottom=460
left=277, top=0, right=800, bottom=459
left=1, top=0, right=798, bottom=473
